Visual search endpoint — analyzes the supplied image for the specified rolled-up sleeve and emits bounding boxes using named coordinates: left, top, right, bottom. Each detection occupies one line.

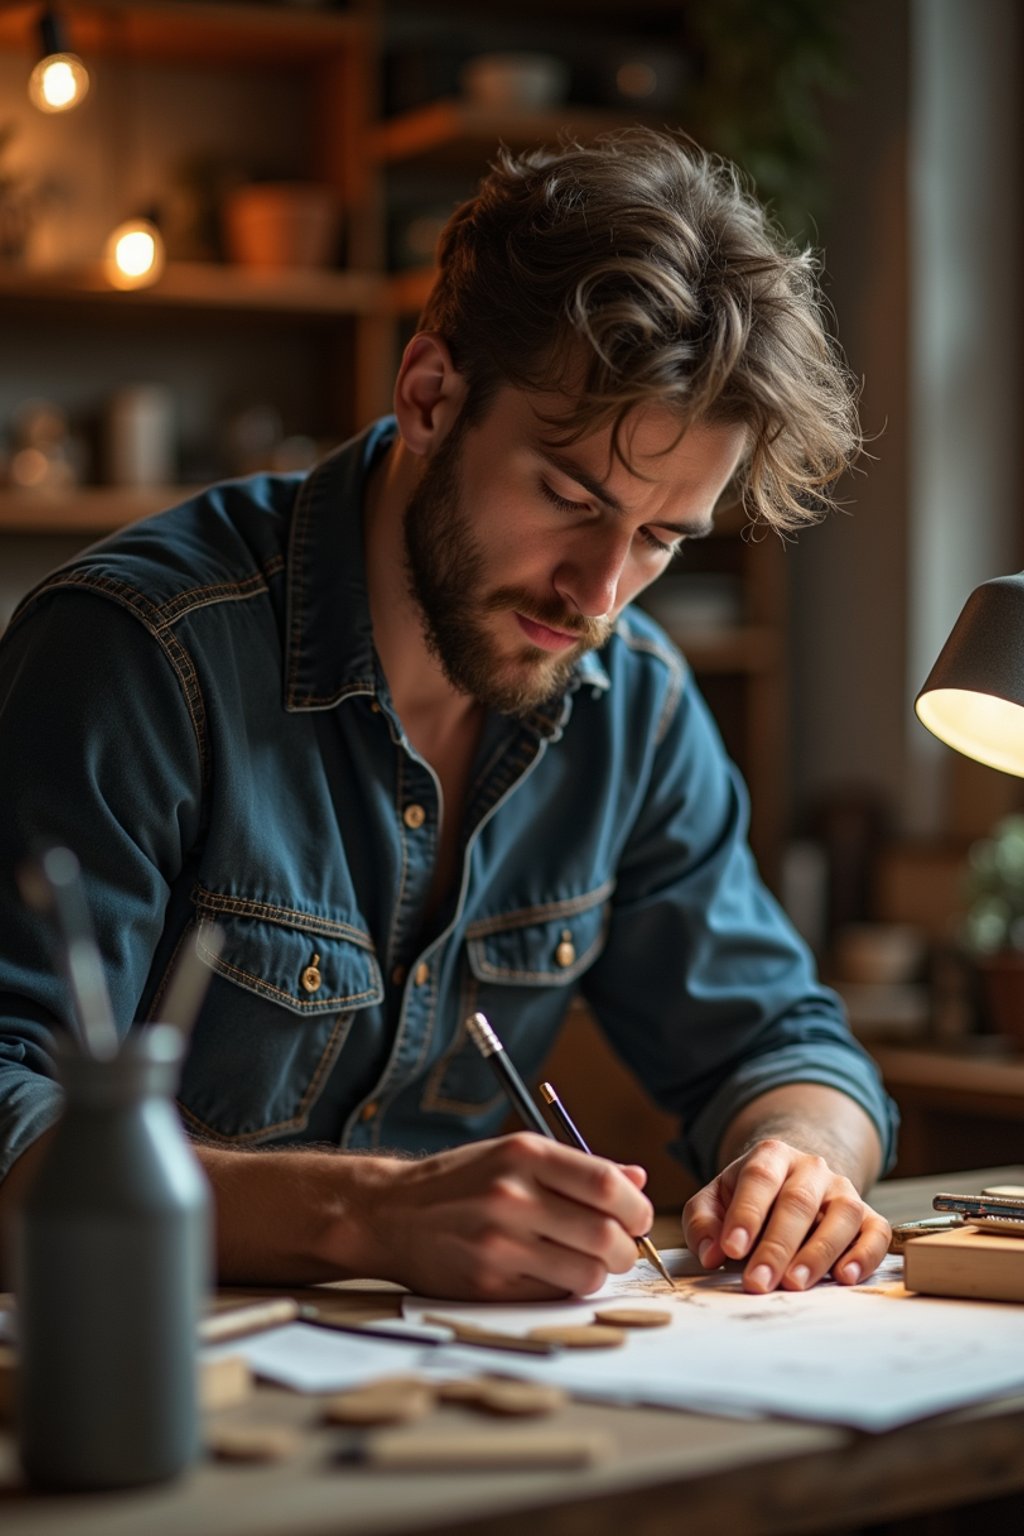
left=581, top=669, right=899, bottom=1184
left=0, top=588, right=202, bottom=1182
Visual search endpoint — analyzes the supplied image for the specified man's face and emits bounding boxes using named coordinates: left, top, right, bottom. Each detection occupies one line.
left=403, top=387, right=747, bottom=717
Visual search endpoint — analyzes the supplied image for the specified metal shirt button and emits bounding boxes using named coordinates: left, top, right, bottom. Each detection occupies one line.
left=361, top=1101, right=378, bottom=1121
left=554, top=930, right=576, bottom=968
left=413, top=962, right=430, bottom=987
left=301, top=953, right=322, bottom=993
left=403, top=803, right=426, bottom=830
left=391, top=964, right=407, bottom=987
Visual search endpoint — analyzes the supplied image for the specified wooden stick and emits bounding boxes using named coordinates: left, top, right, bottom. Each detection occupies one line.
left=199, top=1297, right=299, bottom=1345
left=337, top=1429, right=613, bottom=1470
left=421, top=1314, right=561, bottom=1355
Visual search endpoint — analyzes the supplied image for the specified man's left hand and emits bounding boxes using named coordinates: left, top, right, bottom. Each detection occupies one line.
left=682, top=1138, right=892, bottom=1292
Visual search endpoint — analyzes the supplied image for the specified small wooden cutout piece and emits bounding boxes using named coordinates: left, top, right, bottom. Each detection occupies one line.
left=436, top=1376, right=567, bottom=1416
left=527, top=1324, right=626, bottom=1349
left=592, top=1308, right=672, bottom=1329
left=323, top=1376, right=434, bottom=1426
left=199, top=1353, right=254, bottom=1411
left=337, top=1429, right=613, bottom=1470
left=207, top=1424, right=301, bottom=1464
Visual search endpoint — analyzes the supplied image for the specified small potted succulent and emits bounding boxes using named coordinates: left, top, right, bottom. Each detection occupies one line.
left=964, top=814, right=1024, bottom=1044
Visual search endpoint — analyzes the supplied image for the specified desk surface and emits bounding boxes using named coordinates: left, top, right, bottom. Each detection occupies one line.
left=3, top=1166, right=1024, bottom=1536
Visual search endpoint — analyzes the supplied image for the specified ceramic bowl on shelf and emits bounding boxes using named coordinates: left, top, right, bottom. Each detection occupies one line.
left=222, top=183, right=340, bottom=272
left=459, top=52, right=570, bottom=111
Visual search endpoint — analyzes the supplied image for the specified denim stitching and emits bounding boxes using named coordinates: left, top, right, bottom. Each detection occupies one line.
left=156, top=625, right=208, bottom=786
left=419, top=972, right=505, bottom=1118
left=152, top=572, right=270, bottom=629
left=177, top=1010, right=351, bottom=1143
left=288, top=682, right=377, bottom=710
left=285, top=464, right=317, bottom=707
left=9, top=570, right=210, bottom=789
left=467, top=908, right=609, bottom=985
left=465, top=881, right=615, bottom=937
left=147, top=922, right=192, bottom=1021
left=191, top=885, right=374, bottom=947
left=615, top=628, right=686, bottom=746
left=203, top=948, right=380, bottom=1011
left=384, top=749, right=413, bottom=973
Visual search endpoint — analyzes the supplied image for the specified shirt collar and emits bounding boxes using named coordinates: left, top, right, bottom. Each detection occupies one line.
left=283, top=416, right=611, bottom=719
left=284, top=418, right=395, bottom=711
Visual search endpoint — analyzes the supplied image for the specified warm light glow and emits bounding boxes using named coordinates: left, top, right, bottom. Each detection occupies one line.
left=616, top=62, right=658, bottom=100
left=104, top=219, right=166, bottom=290
left=28, top=52, right=90, bottom=113
left=915, top=687, right=1024, bottom=778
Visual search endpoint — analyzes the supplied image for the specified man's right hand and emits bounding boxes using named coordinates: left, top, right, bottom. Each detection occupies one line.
left=349, top=1133, right=653, bottom=1300
left=196, top=1132, right=653, bottom=1300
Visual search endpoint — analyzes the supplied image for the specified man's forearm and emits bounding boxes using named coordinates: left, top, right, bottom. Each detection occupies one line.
left=717, top=1083, right=884, bottom=1191
left=195, top=1143, right=404, bottom=1285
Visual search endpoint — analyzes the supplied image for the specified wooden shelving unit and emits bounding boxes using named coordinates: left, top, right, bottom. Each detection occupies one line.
left=0, top=263, right=387, bottom=317
left=0, top=1, right=365, bottom=62
left=371, top=100, right=644, bottom=167
left=0, top=486, right=203, bottom=535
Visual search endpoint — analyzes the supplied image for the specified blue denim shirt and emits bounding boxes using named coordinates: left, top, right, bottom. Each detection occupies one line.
left=0, top=419, right=897, bottom=1185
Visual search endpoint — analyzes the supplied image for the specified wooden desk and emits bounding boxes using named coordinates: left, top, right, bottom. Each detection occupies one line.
left=3, top=1167, right=1024, bottom=1536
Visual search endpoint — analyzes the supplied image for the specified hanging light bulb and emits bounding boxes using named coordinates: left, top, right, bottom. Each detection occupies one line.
left=104, top=215, right=166, bottom=290
left=28, top=8, right=90, bottom=114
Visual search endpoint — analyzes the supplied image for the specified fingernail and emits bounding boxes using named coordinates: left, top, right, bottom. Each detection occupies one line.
left=841, top=1261, right=862, bottom=1285
left=748, top=1264, right=773, bottom=1291
left=789, top=1264, right=811, bottom=1289
left=723, top=1226, right=750, bottom=1258
left=698, top=1239, right=714, bottom=1267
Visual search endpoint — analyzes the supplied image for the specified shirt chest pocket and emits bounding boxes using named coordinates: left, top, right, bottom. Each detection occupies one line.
left=422, top=885, right=612, bottom=1117
left=175, top=902, right=383, bottom=1143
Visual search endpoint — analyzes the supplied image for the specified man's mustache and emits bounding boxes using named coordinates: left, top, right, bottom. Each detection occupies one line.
left=484, top=587, right=612, bottom=648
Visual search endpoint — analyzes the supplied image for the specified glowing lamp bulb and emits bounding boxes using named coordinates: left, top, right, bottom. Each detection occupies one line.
left=104, top=218, right=166, bottom=290
left=28, top=52, right=90, bottom=113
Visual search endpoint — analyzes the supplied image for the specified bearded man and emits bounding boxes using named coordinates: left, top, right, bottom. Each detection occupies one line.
left=0, top=131, right=896, bottom=1298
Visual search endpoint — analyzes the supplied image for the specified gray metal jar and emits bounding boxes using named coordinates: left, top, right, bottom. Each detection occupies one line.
left=14, top=1024, right=211, bottom=1489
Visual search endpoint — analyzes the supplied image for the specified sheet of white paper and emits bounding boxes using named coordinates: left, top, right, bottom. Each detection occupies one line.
left=206, top=1321, right=428, bottom=1393
left=404, top=1251, right=1024, bottom=1431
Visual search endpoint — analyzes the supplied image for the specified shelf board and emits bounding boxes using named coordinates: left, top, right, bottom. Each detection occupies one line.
left=0, top=1, right=364, bottom=65
left=0, top=486, right=201, bottom=535
left=0, top=262, right=387, bottom=318
left=390, top=267, right=436, bottom=316
left=371, top=100, right=652, bottom=168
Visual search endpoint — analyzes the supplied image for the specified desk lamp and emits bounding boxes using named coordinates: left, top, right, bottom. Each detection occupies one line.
left=915, top=572, right=1024, bottom=777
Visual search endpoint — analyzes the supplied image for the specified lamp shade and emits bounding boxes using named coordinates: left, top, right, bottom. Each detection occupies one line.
left=915, top=572, right=1024, bottom=777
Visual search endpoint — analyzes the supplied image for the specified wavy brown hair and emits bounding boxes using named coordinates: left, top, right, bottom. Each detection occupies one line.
left=419, top=128, right=860, bottom=532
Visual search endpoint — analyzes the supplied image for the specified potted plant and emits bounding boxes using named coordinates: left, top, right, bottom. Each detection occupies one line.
left=964, top=813, right=1024, bottom=1045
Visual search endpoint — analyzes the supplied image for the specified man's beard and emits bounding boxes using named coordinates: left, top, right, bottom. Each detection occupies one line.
left=402, top=422, right=612, bottom=717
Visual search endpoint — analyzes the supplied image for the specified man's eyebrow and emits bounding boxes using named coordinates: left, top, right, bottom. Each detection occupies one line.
left=536, top=448, right=715, bottom=540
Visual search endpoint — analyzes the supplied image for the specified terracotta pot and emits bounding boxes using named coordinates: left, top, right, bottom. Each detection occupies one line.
left=222, top=183, right=339, bottom=271
left=976, top=952, right=1024, bottom=1046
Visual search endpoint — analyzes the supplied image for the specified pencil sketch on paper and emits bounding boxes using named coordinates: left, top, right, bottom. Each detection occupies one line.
left=401, top=1248, right=1024, bottom=1431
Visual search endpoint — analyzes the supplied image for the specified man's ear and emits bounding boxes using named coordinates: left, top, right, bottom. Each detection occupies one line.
left=393, top=332, right=467, bottom=456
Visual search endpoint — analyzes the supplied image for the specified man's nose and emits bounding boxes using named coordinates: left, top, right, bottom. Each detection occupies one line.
left=553, top=534, right=631, bottom=619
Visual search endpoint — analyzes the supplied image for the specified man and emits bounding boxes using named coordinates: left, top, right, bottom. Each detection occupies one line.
left=0, top=130, right=896, bottom=1299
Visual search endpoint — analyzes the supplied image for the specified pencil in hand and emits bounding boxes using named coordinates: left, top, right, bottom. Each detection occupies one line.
left=539, top=1080, right=676, bottom=1288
